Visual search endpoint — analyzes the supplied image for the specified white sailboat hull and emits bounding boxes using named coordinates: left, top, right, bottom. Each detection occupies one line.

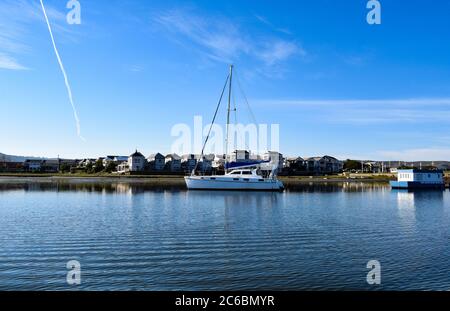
left=184, top=176, right=284, bottom=191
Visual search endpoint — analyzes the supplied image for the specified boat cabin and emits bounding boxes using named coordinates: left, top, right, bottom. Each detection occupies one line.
left=390, top=169, right=445, bottom=189
left=226, top=169, right=257, bottom=176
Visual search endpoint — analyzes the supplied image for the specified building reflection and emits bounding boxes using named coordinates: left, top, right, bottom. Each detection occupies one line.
left=396, top=189, right=445, bottom=229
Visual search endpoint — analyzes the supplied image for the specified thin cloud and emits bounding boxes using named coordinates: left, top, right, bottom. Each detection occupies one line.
left=254, top=98, right=450, bottom=107
left=254, top=98, right=450, bottom=125
left=257, top=40, right=305, bottom=66
left=0, top=0, right=77, bottom=70
left=152, top=8, right=303, bottom=69
left=254, top=14, right=292, bottom=35
left=0, top=53, right=28, bottom=70
left=377, top=148, right=450, bottom=161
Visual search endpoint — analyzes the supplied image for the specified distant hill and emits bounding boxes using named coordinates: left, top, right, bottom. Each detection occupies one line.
left=0, top=152, right=46, bottom=163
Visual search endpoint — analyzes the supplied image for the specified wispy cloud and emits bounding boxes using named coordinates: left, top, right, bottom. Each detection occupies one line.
left=254, top=97, right=450, bottom=124
left=152, top=8, right=304, bottom=70
left=0, top=0, right=75, bottom=70
left=254, top=14, right=292, bottom=35
left=126, top=64, right=145, bottom=73
left=377, top=148, right=450, bottom=161
left=0, top=53, right=28, bottom=70
left=254, top=98, right=450, bottom=107
left=257, top=40, right=305, bottom=66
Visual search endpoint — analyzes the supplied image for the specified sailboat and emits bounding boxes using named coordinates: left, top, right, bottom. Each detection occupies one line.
left=184, top=65, right=284, bottom=191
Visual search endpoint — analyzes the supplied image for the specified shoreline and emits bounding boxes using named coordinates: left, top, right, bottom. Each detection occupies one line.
left=0, top=174, right=395, bottom=186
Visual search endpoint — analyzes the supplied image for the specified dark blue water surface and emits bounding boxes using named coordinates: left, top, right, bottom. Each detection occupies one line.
left=0, top=180, right=449, bottom=290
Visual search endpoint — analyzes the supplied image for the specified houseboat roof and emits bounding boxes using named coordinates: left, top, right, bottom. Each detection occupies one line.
left=397, top=169, right=444, bottom=173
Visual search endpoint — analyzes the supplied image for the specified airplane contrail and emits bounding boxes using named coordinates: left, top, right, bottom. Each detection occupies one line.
left=39, top=0, right=85, bottom=141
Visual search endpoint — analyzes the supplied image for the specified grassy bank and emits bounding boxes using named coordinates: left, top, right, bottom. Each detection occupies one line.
left=0, top=172, right=395, bottom=185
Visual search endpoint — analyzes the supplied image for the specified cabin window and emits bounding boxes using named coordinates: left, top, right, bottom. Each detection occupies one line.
left=243, top=178, right=250, bottom=181
left=242, top=171, right=252, bottom=175
left=259, top=179, right=264, bottom=182
left=210, top=177, right=216, bottom=180
left=233, top=178, right=239, bottom=181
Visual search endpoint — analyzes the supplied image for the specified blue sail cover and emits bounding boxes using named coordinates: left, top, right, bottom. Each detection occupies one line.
left=225, top=160, right=270, bottom=170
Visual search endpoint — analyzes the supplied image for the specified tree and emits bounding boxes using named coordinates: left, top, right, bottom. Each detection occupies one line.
left=104, top=161, right=117, bottom=173
left=93, top=159, right=104, bottom=173
left=344, top=159, right=362, bottom=171
left=59, top=163, right=71, bottom=173
left=85, top=162, right=94, bottom=173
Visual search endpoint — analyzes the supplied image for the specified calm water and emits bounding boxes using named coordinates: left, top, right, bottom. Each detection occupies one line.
left=0, top=180, right=449, bottom=290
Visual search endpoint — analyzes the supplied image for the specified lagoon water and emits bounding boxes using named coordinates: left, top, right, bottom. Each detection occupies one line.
left=0, top=180, right=449, bottom=290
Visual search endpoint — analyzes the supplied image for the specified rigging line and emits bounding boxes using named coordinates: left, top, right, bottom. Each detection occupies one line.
left=232, top=84, right=246, bottom=151
left=192, top=73, right=230, bottom=175
left=232, top=86, right=240, bottom=150
left=235, top=69, right=258, bottom=126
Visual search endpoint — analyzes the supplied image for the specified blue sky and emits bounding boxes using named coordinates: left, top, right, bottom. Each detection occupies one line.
left=1, top=0, right=450, bottom=160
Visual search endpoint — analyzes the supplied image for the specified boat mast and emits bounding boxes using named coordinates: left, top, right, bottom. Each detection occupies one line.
left=224, top=64, right=233, bottom=173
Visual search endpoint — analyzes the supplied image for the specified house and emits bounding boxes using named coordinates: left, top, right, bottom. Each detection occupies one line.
left=198, top=154, right=214, bottom=172
left=103, top=155, right=128, bottom=168
left=147, top=153, right=165, bottom=171
left=128, top=150, right=146, bottom=172
left=364, top=161, right=382, bottom=173
left=117, top=162, right=129, bottom=174
left=165, top=154, right=181, bottom=172
left=0, top=161, right=23, bottom=172
left=230, top=150, right=250, bottom=162
left=181, top=154, right=198, bottom=172
left=41, top=159, right=60, bottom=172
left=285, top=157, right=306, bottom=171
left=23, top=159, right=43, bottom=172
left=305, top=155, right=343, bottom=174
left=78, top=158, right=96, bottom=168
left=60, top=159, right=79, bottom=167
left=263, top=151, right=284, bottom=170
left=212, top=154, right=226, bottom=169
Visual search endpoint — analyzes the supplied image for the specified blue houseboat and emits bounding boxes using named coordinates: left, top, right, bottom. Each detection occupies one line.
left=390, top=169, right=445, bottom=189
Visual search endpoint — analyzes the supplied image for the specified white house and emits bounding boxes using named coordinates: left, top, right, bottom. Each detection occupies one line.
left=230, top=150, right=250, bottom=162
left=103, top=155, right=128, bottom=168
left=117, top=162, right=129, bottom=174
left=78, top=158, right=96, bottom=168
left=213, top=154, right=226, bottom=169
left=263, top=151, right=284, bottom=170
left=147, top=153, right=165, bottom=171
left=128, top=150, right=146, bottom=172
left=165, top=153, right=181, bottom=172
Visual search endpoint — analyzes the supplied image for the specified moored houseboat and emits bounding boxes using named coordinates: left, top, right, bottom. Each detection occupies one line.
left=390, top=169, right=445, bottom=189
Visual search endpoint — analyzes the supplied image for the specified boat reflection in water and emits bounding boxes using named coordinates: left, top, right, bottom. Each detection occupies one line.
left=396, top=189, right=445, bottom=229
